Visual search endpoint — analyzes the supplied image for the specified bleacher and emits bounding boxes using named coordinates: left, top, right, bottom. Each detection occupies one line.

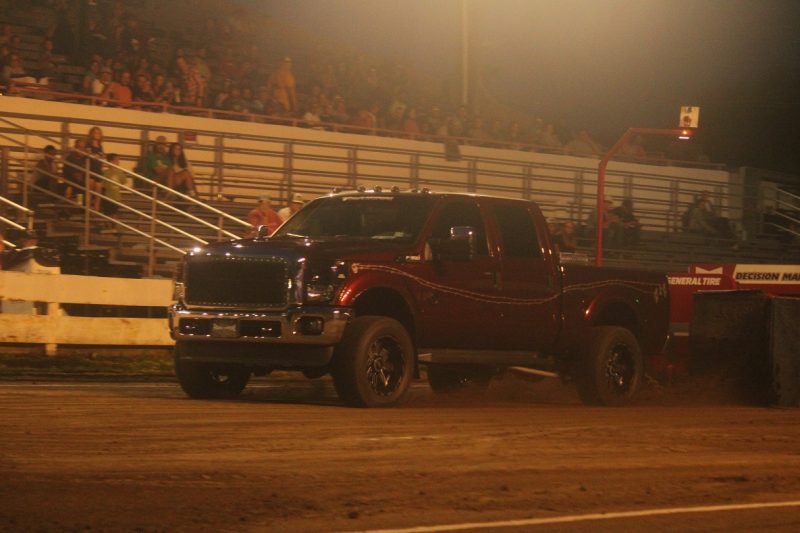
left=1, top=1, right=798, bottom=279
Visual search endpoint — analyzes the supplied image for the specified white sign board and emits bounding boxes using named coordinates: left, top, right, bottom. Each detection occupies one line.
left=679, top=106, right=700, bottom=128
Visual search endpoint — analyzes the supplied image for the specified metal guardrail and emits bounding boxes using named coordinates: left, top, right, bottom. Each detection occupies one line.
left=2, top=96, right=778, bottom=272
left=0, top=193, right=34, bottom=248
left=0, top=107, right=738, bottom=239
left=771, top=188, right=800, bottom=239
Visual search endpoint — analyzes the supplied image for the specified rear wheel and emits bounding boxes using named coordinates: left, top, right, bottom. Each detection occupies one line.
left=332, top=316, right=415, bottom=407
left=174, top=342, right=251, bottom=399
left=426, top=364, right=493, bottom=394
left=576, top=326, right=643, bottom=406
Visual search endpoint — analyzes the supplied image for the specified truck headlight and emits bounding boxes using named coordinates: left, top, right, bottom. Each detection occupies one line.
left=172, top=259, right=186, bottom=302
left=305, top=261, right=349, bottom=304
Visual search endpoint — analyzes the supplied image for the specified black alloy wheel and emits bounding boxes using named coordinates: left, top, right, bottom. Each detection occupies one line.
left=332, top=316, right=415, bottom=407
left=576, top=326, right=643, bottom=406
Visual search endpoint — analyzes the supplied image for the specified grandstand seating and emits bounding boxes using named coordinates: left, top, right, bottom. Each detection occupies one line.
left=1, top=1, right=798, bottom=279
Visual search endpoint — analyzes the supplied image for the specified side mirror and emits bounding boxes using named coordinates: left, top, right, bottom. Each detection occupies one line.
left=437, top=225, right=475, bottom=261
left=255, top=225, right=271, bottom=240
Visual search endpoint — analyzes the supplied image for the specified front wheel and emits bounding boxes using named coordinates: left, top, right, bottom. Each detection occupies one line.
left=332, top=316, right=415, bottom=407
left=576, top=326, right=643, bottom=406
left=174, top=342, right=251, bottom=399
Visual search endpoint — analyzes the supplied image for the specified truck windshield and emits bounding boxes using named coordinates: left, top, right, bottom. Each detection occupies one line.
left=273, top=195, right=436, bottom=241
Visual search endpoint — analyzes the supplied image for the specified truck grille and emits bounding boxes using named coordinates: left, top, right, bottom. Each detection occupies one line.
left=184, top=256, right=288, bottom=307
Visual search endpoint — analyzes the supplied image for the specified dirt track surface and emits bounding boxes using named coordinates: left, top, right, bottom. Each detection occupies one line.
left=2, top=376, right=800, bottom=532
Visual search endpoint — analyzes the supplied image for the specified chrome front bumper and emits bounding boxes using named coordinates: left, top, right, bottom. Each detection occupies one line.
left=169, top=304, right=352, bottom=345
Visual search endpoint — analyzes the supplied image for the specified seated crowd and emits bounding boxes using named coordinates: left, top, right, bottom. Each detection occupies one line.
left=0, top=1, right=668, bottom=162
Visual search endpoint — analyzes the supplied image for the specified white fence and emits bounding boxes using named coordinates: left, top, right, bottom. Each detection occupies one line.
left=0, top=270, right=173, bottom=355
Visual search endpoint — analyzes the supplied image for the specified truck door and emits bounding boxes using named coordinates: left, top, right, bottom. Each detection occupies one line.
left=491, top=202, right=560, bottom=351
left=416, top=199, right=501, bottom=349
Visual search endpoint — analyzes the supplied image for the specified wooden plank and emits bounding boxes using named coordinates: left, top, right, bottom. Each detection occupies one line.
left=0, top=315, right=173, bottom=345
left=0, top=271, right=173, bottom=306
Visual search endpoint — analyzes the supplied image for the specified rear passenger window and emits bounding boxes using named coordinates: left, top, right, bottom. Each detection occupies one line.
left=431, top=201, right=489, bottom=256
left=493, top=204, right=541, bottom=258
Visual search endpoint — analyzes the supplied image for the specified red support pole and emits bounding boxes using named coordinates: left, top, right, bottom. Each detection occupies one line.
left=595, top=127, right=688, bottom=267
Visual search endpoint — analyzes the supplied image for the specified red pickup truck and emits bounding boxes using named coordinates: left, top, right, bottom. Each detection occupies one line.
left=169, top=190, right=669, bottom=407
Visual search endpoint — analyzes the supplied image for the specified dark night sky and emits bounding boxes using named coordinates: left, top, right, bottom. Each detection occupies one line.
left=263, top=0, right=800, bottom=175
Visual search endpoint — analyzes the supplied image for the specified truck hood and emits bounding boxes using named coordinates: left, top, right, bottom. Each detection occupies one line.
left=191, top=236, right=415, bottom=266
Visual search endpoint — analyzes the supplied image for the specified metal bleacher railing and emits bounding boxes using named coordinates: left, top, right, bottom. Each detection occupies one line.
left=0, top=115, right=249, bottom=276
left=0, top=194, right=34, bottom=248
left=0, top=100, right=735, bottom=219
left=771, top=188, right=800, bottom=240
left=2, top=88, right=794, bottom=274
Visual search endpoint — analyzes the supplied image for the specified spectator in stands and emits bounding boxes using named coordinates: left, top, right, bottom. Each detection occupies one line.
left=245, top=195, right=282, bottom=237
left=35, top=38, right=58, bottom=84
left=422, top=105, right=445, bottom=136
left=91, top=67, right=113, bottom=101
left=119, top=15, right=146, bottom=57
left=213, top=78, right=233, bottom=109
left=86, top=127, right=106, bottom=211
left=385, top=89, right=408, bottom=131
left=586, top=198, right=622, bottom=247
left=403, top=108, right=421, bottom=137
left=277, top=193, right=306, bottom=222
left=268, top=57, right=298, bottom=113
left=3, top=33, right=22, bottom=63
left=688, top=191, right=735, bottom=241
left=0, top=25, right=11, bottom=49
left=142, top=136, right=171, bottom=186
left=547, top=218, right=561, bottom=242
left=133, top=73, right=155, bottom=104
left=564, top=130, right=602, bottom=157
left=467, top=116, right=489, bottom=145
left=84, top=19, right=108, bottom=61
left=611, top=198, right=642, bottom=247
left=250, top=86, right=270, bottom=114
left=194, top=47, right=211, bottom=84
left=154, top=77, right=176, bottom=105
left=82, top=59, right=101, bottom=94
left=133, top=57, right=151, bottom=81
left=328, top=95, right=349, bottom=124
left=2, top=54, right=47, bottom=86
left=446, top=105, right=469, bottom=138
left=102, top=153, right=128, bottom=220
left=320, top=63, right=338, bottom=96
left=176, top=56, right=205, bottom=108
left=222, top=85, right=246, bottom=114
left=687, top=197, right=719, bottom=236
left=105, top=70, right=133, bottom=107
left=33, top=145, right=61, bottom=195
left=302, top=100, right=325, bottom=130
left=240, top=86, right=255, bottom=114
left=62, top=138, right=89, bottom=202
left=166, top=143, right=198, bottom=197
left=552, top=220, right=578, bottom=253
left=50, top=3, right=76, bottom=59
